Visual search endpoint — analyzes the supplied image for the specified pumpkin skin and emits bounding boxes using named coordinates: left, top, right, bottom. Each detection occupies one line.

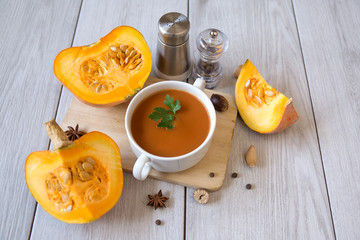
left=54, top=26, right=152, bottom=107
left=235, top=60, right=298, bottom=133
left=25, top=132, right=123, bottom=223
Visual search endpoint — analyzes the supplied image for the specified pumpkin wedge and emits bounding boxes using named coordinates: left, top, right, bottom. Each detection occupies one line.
left=25, top=120, right=123, bottom=223
left=235, top=60, right=298, bottom=133
left=54, top=26, right=152, bottom=107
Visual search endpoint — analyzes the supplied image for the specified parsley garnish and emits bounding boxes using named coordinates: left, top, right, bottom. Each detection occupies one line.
left=148, top=94, right=181, bottom=129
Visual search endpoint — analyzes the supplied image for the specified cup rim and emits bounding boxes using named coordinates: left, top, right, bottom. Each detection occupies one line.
left=125, top=80, right=216, bottom=161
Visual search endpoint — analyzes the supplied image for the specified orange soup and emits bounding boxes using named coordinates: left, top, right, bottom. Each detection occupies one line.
left=131, top=89, right=210, bottom=157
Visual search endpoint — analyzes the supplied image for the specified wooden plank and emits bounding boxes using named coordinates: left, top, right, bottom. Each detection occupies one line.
left=0, top=0, right=81, bottom=239
left=32, top=175, right=184, bottom=240
left=59, top=77, right=237, bottom=191
left=186, top=0, right=335, bottom=239
left=293, top=0, right=360, bottom=238
left=30, top=0, right=187, bottom=239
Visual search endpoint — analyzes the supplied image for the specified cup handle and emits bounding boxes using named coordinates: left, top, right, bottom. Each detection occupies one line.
left=132, top=154, right=152, bottom=180
left=193, top=78, right=206, bottom=91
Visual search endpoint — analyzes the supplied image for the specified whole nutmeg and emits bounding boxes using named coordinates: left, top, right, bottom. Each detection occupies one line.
left=210, top=94, right=229, bottom=112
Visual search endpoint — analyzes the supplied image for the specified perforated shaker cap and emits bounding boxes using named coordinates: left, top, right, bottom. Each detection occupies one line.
left=196, top=28, right=229, bottom=60
left=158, top=12, right=190, bottom=46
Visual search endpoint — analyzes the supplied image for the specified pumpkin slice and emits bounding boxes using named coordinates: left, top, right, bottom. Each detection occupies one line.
left=54, top=26, right=152, bottom=107
left=235, top=60, right=298, bottom=133
left=25, top=120, right=123, bottom=223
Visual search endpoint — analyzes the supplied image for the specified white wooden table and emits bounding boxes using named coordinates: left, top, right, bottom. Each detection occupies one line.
left=1, top=0, right=359, bottom=239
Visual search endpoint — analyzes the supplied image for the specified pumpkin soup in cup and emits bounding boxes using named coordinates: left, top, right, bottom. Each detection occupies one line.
left=125, top=79, right=216, bottom=180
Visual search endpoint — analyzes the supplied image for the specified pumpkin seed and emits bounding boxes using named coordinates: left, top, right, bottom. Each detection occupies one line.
left=96, top=84, right=102, bottom=93
left=128, top=64, right=136, bottom=70
left=117, top=52, right=125, bottom=65
left=255, top=96, right=263, bottom=105
left=77, top=162, right=84, bottom=171
left=124, top=56, right=130, bottom=65
left=245, top=80, right=250, bottom=89
left=129, top=50, right=137, bottom=58
left=79, top=170, right=92, bottom=181
left=128, top=59, right=141, bottom=70
left=248, top=89, right=253, bottom=98
left=60, top=170, right=72, bottom=185
left=85, top=157, right=96, bottom=166
left=61, top=192, right=69, bottom=202
left=110, top=45, right=119, bottom=52
left=119, top=45, right=128, bottom=52
left=55, top=179, right=62, bottom=191
left=102, top=84, right=108, bottom=90
left=125, top=47, right=133, bottom=56
left=48, top=181, right=56, bottom=192
left=66, top=205, right=73, bottom=212
left=133, top=58, right=142, bottom=66
left=82, top=161, right=94, bottom=172
left=265, top=90, right=275, bottom=97
left=71, top=166, right=79, bottom=178
left=134, top=53, right=141, bottom=60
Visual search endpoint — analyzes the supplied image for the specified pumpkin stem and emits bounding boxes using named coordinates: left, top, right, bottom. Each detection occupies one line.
left=45, top=119, right=73, bottom=150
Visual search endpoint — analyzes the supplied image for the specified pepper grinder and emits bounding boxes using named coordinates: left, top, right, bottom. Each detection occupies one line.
left=155, top=12, right=191, bottom=81
left=192, top=29, right=229, bottom=89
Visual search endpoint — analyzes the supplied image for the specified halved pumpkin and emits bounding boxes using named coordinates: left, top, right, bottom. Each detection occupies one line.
left=235, top=60, right=298, bottom=133
left=25, top=120, right=123, bottom=223
left=54, top=26, right=152, bottom=107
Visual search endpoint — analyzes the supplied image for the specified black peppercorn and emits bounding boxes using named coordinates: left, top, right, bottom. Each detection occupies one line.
left=231, top=172, right=238, bottom=178
left=246, top=184, right=252, bottom=189
left=209, top=172, right=215, bottom=177
left=155, top=219, right=161, bottom=225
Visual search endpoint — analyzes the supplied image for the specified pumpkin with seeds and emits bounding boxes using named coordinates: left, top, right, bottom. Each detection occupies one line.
left=25, top=120, right=123, bottom=223
left=54, top=26, right=152, bottom=107
left=235, top=60, right=298, bottom=133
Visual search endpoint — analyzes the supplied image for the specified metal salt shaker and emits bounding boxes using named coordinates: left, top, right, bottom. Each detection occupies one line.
left=192, top=29, right=229, bottom=89
left=155, top=12, right=191, bottom=81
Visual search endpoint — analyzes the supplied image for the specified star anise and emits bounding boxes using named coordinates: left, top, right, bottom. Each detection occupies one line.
left=64, top=124, right=86, bottom=141
left=147, top=190, right=169, bottom=210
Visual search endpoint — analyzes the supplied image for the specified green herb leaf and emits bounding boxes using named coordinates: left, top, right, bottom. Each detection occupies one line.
left=148, top=94, right=181, bottom=129
left=164, top=94, right=181, bottom=114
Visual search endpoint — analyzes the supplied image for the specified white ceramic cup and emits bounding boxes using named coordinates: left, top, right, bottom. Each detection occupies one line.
left=125, top=78, right=216, bottom=180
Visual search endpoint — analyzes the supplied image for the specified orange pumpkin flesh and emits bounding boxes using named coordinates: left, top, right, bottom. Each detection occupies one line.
left=25, top=122, right=123, bottom=223
left=235, top=60, right=298, bottom=133
left=54, top=26, right=152, bottom=107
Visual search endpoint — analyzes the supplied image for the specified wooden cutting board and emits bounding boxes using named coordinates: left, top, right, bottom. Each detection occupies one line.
left=61, top=77, right=237, bottom=191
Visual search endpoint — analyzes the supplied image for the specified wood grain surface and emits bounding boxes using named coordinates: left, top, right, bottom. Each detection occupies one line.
left=0, top=0, right=82, bottom=239
left=1, top=0, right=359, bottom=239
left=186, top=0, right=335, bottom=239
left=293, top=0, right=360, bottom=239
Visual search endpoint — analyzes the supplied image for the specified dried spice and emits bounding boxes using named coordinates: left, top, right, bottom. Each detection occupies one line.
left=231, top=172, right=238, bottom=178
left=210, top=94, right=229, bottom=112
left=155, top=219, right=161, bottom=225
left=245, top=145, right=257, bottom=167
left=246, top=184, right=252, bottom=189
left=147, top=190, right=169, bottom=210
left=233, top=64, right=243, bottom=79
left=209, top=172, right=215, bottom=178
left=193, top=189, right=209, bottom=204
left=64, top=124, right=86, bottom=141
